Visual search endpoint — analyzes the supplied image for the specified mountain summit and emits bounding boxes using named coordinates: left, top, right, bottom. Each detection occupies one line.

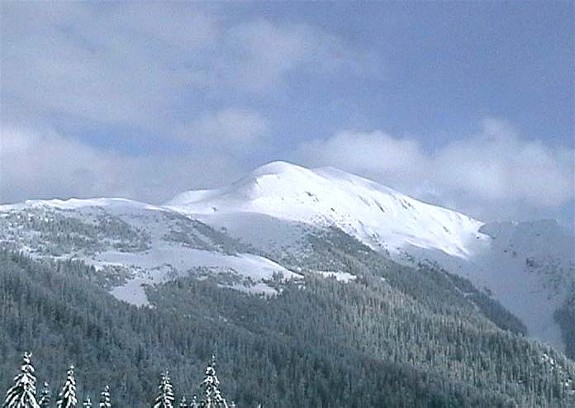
left=167, top=161, right=574, bottom=352
left=166, top=161, right=485, bottom=259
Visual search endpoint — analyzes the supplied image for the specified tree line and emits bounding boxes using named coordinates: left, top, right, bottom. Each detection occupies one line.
left=3, top=352, right=238, bottom=408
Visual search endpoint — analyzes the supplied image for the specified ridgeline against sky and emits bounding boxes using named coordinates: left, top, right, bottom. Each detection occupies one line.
left=0, top=2, right=573, bottom=228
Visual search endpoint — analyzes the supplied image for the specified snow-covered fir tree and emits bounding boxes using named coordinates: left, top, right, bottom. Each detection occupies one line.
left=178, top=396, right=188, bottom=408
left=98, top=386, right=111, bottom=408
left=38, top=383, right=51, bottom=408
left=3, top=352, right=40, bottom=408
left=198, top=356, right=228, bottom=408
left=189, top=396, right=198, bottom=408
left=82, top=398, right=92, bottom=408
left=152, top=372, right=174, bottom=408
left=56, top=366, right=77, bottom=408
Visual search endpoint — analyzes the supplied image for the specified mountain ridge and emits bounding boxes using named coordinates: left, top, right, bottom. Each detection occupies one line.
left=164, top=161, right=575, bottom=353
left=0, top=161, right=573, bottom=354
left=166, top=161, right=486, bottom=260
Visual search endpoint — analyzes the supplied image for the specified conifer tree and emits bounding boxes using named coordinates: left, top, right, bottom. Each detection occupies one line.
left=178, top=396, right=188, bottom=408
left=98, top=386, right=111, bottom=408
left=152, top=372, right=174, bottom=408
left=38, top=383, right=51, bottom=408
left=198, top=356, right=228, bottom=408
left=56, top=366, right=77, bottom=408
left=82, top=398, right=92, bottom=408
left=189, top=397, right=198, bottom=408
left=3, top=352, right=40, bottom=408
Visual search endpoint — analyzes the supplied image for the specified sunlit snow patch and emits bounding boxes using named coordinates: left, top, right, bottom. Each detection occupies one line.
left=315, top=271, right=356, bottom=282
left=95, top=247, right=302, bottom=306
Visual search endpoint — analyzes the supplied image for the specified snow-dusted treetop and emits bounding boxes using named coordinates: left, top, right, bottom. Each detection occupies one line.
left=198, top=356, right=228, bottom=408
left=56, top=366, right=77, bottom=408
left=3, top=352, right=40, bottom=408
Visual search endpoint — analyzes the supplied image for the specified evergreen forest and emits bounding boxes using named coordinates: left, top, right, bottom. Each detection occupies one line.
left=1, top=239, right=574, bottom=407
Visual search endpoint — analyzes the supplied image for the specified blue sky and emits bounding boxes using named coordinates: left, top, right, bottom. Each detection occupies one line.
left=1, top=1, right=573, bottom=228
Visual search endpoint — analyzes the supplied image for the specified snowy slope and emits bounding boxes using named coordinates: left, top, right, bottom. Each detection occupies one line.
left=103, top=248, right=298, bottom=306
left=0, top=197, right=161, bottom=211
left=1, top=161, right=572, bottom=351
left=166, top=161, right=575, bottom=351
left=0, top=198, right=302, bottom=306
left=167, top=161, right=486, bottom=259
left=474, top=221, right=574, bottom=349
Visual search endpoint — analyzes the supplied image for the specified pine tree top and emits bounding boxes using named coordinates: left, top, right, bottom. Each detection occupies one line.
left=99, top=385, right=111, bottom=408
left=56, top=366, right=77, bottom=408
left=153, top=371, right=175, bottom=408
left=3, top=352, right=40, bottom=408
left=198, top=357, right=228, bottom=408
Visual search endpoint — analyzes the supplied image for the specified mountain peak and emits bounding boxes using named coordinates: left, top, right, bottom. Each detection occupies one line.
left=167, top=162, right=484, bottom=259
left=249, top=161, right=310, bottom=177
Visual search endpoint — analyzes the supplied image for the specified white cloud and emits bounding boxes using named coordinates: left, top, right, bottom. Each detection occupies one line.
left=1, top=2, right=374, bottom=132
left=295, top=119, right=574, bottom=222
left=0, top=127, right=246, bottom=205
left=433, top=120, right=573, bottom=208
left=1, top=3, right=220, bottom=131
left=297, top=130, right=426, bottom=180
left=0, top=127, right=119, bottom=201
left=2, top=120, right=572, bottom=225
left=223, top=20, right=377, bottom=92
left=179, top=108, right=269, bottom=148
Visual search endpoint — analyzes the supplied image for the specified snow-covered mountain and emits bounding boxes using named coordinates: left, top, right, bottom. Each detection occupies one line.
left=166, top=161, right=485, bottom=259
left=0, top=197, right=302, bottom=306
left=1, top=161, right=573, bottom=352
left=166, top=161, right=575, bottom=351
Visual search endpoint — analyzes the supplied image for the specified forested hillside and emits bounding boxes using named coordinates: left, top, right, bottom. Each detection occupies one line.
left=1, top=243, right=574, bottom=407
left=3, top=1, right=572, bottom=407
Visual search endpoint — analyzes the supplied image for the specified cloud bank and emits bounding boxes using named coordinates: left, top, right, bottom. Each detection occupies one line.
left=3, top=119, right=572, bottom=226
left=295, top=119, right=574, bottom=222
left=1, top=2, right=374, bottom=132
left=0, top=127, right=244, bottom=205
